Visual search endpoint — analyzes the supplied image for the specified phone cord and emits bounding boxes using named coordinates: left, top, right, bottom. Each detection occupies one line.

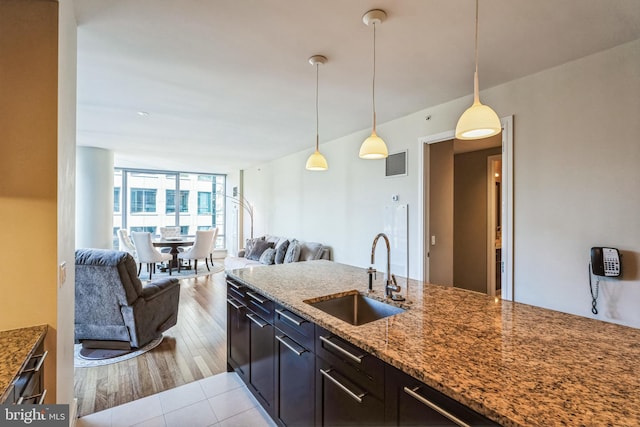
left=589, top=263, right=599, bottom=315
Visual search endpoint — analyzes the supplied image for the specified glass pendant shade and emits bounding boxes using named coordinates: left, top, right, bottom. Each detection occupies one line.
left=359, top=131, right=388, bottom=159
left=360, top=9, right=388, bottom=160
left=306, top=55, right=328, bottom=171
left=455, top=0, right=501, bottom=141
left=306, top=149, right=329, bottom=170
left=455, top=99, right=501, bottom=140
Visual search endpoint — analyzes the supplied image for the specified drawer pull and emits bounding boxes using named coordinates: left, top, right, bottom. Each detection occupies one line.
left=227, top=298, right=245, bottom=310
left=276, top=335, right=307, bottom=356
left=247, top=291, right=268, bottom=304
left=319, top=335, right=364, bottom=364
left=17, top=389, right=47, bottom=405
left=403, top=386, right=471, bottom=427
left=23, top=351, right=48, bottom=373
left=320, top=368, right=366, bottom=404
left=246, top=313, right=269, bottom=328
left=275, top=308, right=306, bottom=326
left=227, top=281, right=243, bottom=290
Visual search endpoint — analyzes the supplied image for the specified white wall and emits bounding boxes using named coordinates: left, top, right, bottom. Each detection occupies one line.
left=243, top=39, right=640, bottom=328
left=57, top=0, right=77, bottom=408
left=76, top=146, right=114, bottom=249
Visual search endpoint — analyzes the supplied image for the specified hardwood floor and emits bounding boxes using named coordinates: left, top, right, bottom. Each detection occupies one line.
left=74, top=270, right=229, bottom=417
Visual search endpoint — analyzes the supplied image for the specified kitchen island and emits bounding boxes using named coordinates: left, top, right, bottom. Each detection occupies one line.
left=227, top=260, right=640, bottom=427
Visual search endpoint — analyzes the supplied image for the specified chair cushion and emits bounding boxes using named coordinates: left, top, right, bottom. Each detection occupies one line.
left=284, top=239, right=301, bottom=263
left=274, top=239, right=289, bottom=264
left=259, top=248, right=277, bottom=265
left=247, top=240, right=274, bottom=261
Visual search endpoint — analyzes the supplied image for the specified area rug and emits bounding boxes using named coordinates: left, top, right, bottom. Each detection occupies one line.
left=139, top=261, right=224, bottom=283
left=74, top=334, right=164, bottom=368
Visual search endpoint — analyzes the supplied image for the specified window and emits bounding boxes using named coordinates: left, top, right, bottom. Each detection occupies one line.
left=179, top=226, right=189, bottom=235
left=198, top=192, right=212, bottom=214
left=114, top=188, right=121, bottom=212
left=131, top=188, right=157, bottom=213
left=166, top=190, right=189, bottom=213
left=130, top=226, right=157, bottom=234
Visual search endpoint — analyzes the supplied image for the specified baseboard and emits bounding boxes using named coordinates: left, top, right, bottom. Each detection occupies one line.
left=69, top=398, right=78, bottom=427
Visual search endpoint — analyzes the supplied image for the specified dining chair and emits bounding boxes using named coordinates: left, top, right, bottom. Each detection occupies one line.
left=131, top=231, right=173, bottom=279
left=208, top=227, right=219, bottom=264
left=178, top=229, right=215, bottom=274
left=118, top=228, right=137, bottom=259
left=159, top=226, right=180, bottom=239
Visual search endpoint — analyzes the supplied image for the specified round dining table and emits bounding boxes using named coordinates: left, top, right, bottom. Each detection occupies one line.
left=153, top=238, right=194, bottom=269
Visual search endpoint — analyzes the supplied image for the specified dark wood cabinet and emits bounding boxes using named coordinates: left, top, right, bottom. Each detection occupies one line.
left=226, top=289, right=250, bottom=383
left=275, top=329, right=315, bottom=426
left=247, top=311, right=275, bottom=414
left=226, top=277, right=500, bottom=427
left=385, top=365, right=499, bottom=426
left=315, top=327, right=385, bottom=426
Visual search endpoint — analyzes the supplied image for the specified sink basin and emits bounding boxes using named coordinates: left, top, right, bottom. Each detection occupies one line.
left=305, top=291, right=405, bottom=326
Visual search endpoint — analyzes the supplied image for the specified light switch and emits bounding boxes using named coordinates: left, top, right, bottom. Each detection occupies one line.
left=431, top=235, right=436, bottom=245
left=59, top=262, right=67, bottom=287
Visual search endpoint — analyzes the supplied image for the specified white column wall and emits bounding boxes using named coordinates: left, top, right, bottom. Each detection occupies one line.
left=76, top=146, right=114, bottom=249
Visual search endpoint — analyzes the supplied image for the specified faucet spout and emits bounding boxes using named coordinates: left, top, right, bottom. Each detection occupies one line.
left=370, top=233, right=401, bottom=298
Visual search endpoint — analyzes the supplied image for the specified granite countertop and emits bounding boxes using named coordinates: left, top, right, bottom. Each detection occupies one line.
left=0, top=325, right=48, bottom=403
left=228, top=260, right=640, bottom=427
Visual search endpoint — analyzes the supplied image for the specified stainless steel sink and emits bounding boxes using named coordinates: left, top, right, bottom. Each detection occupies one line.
left=305, top=291, right=405, bottom=326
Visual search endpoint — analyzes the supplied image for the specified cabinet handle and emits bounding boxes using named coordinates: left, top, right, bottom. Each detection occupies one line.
left=320, top=368, right=366, bottom=404
left=246, top=313, right=269, bottom=328
left=23, top=351, right=48, bottom=373
left=276, top=335, right=307, bottom=356
left=227, top=298, right=245, bottom=310
left=17, top=389, right=47, bottom=405
left=319, top=335, right=364, bottom=364
left=403, top=386, right=471, bottom=427
left=275, top=308, right=307, bottom=326
left=247, top=291, right=268, bottom=304
left=227, top=281, right=243, bottom=290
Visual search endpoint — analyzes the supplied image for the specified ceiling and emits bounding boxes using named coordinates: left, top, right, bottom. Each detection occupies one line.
left=75, top=0, right=640, bottom=174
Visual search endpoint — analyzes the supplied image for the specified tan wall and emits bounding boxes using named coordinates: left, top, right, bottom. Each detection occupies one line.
left=428, top=140, right=454, bottom=285
left=454, top=147, right=502, bottom=293
left=0, top=0, right=59, bottom=403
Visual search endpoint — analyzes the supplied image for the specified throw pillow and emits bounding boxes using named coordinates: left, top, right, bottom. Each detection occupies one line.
left=247, top=240, right=274, bottom=261
left=299, top=242, right=324, bottom=261
left=244, top=237, right=263, bottom=258
left=259, top=248, right=276, bottom=265
left=274, top=240, right=290, bottom=264
left=283, top=239, right=301, bottom=263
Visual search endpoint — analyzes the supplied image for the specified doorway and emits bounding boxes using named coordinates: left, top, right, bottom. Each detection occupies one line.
left=421, top=116, right=513, bottom=300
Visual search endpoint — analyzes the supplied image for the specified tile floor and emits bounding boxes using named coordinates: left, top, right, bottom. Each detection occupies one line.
left=76, top=372, right=277, bottom=427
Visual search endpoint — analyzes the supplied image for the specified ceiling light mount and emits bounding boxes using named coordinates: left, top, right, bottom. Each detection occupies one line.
left=362, top=9, right=387, bottom=26
left=308, top=55, right=327, bottom=66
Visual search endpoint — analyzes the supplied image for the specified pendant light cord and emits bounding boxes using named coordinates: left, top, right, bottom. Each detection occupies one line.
left=315, top=63, right=320, bottom=151
left=372, top=22, right=377, bottom=131
left=475, top=0, right=479, bottom=76
left=473, top=0, right=480, bottom=103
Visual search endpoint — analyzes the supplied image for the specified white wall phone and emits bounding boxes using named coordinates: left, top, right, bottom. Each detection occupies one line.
left=589, top=247, right=621, bottom=315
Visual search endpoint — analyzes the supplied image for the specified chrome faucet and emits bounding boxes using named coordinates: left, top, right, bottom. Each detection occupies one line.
left=370, top=233, right=403, bottom=300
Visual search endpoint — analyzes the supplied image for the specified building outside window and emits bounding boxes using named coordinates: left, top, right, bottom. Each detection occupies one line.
left=130, top=188, right=157, bottom=213
left=112, top=169, right=226, bottom=250
left=166, top=190, right=189, bottom=213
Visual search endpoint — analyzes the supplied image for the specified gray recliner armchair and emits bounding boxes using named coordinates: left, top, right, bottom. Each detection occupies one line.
left=75, top=248, right=180, bottom=349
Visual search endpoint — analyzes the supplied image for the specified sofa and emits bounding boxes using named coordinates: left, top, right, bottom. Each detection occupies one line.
left=75, top=248, right=181, bottom=348
left=224, top=235, right=331, bottom=270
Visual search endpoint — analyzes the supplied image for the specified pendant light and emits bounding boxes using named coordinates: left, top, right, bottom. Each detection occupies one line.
left=359, top=9, right=388, bottom=160
left=455, top=0, right=501, bottom=140
left=305, top=55, right=329, bottom=171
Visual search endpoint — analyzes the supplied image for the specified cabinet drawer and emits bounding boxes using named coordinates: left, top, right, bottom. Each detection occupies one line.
left=13, top=341, right=47, bottom=405
left=246, top=290, right=275, bottom=322
left=275, top=305, right=314, bottom=349
left=315, top=326, right=384, bottom=399
left=227, top=278, right=247, bottom=302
